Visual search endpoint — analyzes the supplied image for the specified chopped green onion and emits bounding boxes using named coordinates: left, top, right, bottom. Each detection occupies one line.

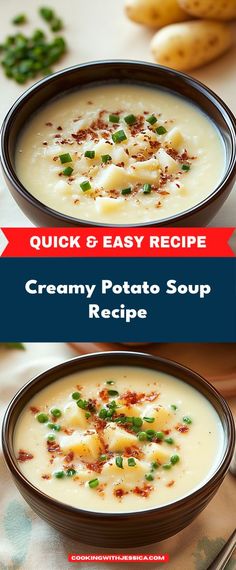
left=54, top=470, right=65, bottom=479
left=47, top=422, right=61, bottom=431
left=121, top=187, right=131, bottom=196
left=51, top=408, right=62, bottom=418
left=112, top=130, right=127, bottom=144
left=183, top=416, right=192, bottom=425
left=182, top=164, right=190, bottom=171
left=146, top=429, right=156, bottom=438
left=143, top=184, right=152, bottom=194
left=99, top=408, right=108, bottom=419
left=39, top=7, right=54, bottom=22
left=80, top=180, right=91, bottom=192
left=107, top=390, right=119, bottom=397
left=156, top=431, right=164, bottom=440
left=101, top=154, right=112, bottom=164
left=156, top=126, right=167, bottom=135
left=36, top=413, right=48, bottom=423
left=85, top=150, right=95, bottom=159
left=77, top=399, right=88, bottom=409
left=165, top=437, right=174, bottom=445
left=47, top=434, right=56, bottom=442
left=72, top=391, right=81, bottom=400
left=170, top=454, right=180, bottom=465
left=115, top=456, right=123, bottom=469
left=146, top=115, right=157, bottom=125
left=171, top=404, right=177, bottom=411
left=89, top=478, right=99, bottom=488
left=128, top=457, right=136, bottom=467
left=124, top=114, right=137, bottom=126
left=109, top=114, right=120, bottom=123
left=163, top=463, right=172, bottom=470
left=106, top=380, right=115, bottom=385
left=143, top=416, right=154, bottom=423
left=59, top=153, right=72, bottom=164
left=138, top=431, right=147, bottom=441
left=66, top=468, right=77, bottom=477
left=132, top=417, right=143, bottom=428
left=151, top=461, right=159, bottom=470
left=12, top=14, right=27, bottom=25
left=145, top=473, right=154, bottom=481
left=85, top=412, right=91, bottom=419
left=50, top=18, right=63, bottom=32
left=100, top=454, right=108, bottom=462
left=63, top=166, right=73, bottom=176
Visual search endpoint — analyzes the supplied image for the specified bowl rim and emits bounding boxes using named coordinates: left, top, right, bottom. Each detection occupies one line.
left=2, top=350, right=235, bottom=519
left=1, top=59, right=236, bottom=228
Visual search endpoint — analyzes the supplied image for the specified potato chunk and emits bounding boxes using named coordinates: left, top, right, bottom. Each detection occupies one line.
left=63, top=401, right=88, bottom=429
left=60, top=431, right=102, bottom=460
left=156, top=148, right=179, bottom=174
left=145, top=442, right=170, bottom=464
left=116, top=404, right=141, bottom=418
left=95, top=197, right=125, bottom=214
left=102, top=457, right=149, bottom=483
left=142, top=405, right=171, bottom=430
left=103, top=423, right=138, bottom=452
left=164, top=128, right=184, bottom=152
left=97, top=164, right=131, bottom=190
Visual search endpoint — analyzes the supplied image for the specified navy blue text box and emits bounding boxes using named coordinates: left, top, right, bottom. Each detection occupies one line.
left=0, top=257, right=235, bottom=342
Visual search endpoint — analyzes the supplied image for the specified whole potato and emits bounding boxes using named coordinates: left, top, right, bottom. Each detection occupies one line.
left=178, top=0, right=236, bottom=20
left=151, top=21, right=232, bottom=71
left=125, top=0, right=189, bottom=28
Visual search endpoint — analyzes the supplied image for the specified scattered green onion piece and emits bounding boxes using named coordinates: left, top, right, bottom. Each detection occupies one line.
left=156, top=126, right=167, bottom=135
left=47, top=434, right=56, bottom=442
left=12, top=14, right=27, bottom=25
left=47, top=422, right=61, bottom=431
left=51, top=18, right=63, bottom=32
left=145, top=473, right=154, bottom=481
left=54, top=470, right=65, bottom=479
left=128, top=457, right=136, bottom=467
left=124, top=114, right=137, bottom=126
left=39, top=7, right=54, bottom=22
left=143, top=416, right=154, bottom=423
left=66, top=468, right=77, bottom=477
left=151, top=461, right=159, bottom=470
left=146, top=429, right=156, bottom=437
left=85, top=150, right=95, bottom=159
left=100, top=454, right=107, bottom=462
left=77, top=399, right=88, bottom=409
left=36, top=413, right=48, bottom=423
left=85, top=412, right=91, bottom=419
left=165, top=437, right=174, bottom=445
left=101, top=154, right=112, bottom=164
left=109, top=114, right=120, bottom=123
left=89, top=478, right=99, bottom=488
left=107, top=389, right=119, bottom=397
left=143, top=184, right=152, bottom=194
left=182, top=164, right=190, bottom=171
left=106, top=380, right=115, bottom=385
left=112, top=130, right=127, bottom=144
left=156, top=431, right=164, bottom=440
left=80, top=180, right=91, bottom=192
left=59, top=153, right=72, bottom=164
left=132, top=417, right=143, bottom=428
left=163, top=463, right=172, bottom=470
left=183, top=416, right=192, bottom=425
left=63, top=166, right=73, bottom=176
left=170, top=454, right=180, bottom=465
left=51, top=408, right=62, bottom=418
left=121, top=187, right=131, bottom=196
left=171, top=404, right=177, bottom=411
left=146, top=115, right=157, bottom=125
left=115, top=456, right=123, bottom=469
left=138, top=431, right=147, bottom=441
left=72, top=391, right=81, bottom=400
left=99, top=408, right=108, bottom=419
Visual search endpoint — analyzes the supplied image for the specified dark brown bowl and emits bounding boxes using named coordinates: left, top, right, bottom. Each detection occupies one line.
left=1, top=60, right=236, bottom=227
left=2, top=351, right=235, bottom=548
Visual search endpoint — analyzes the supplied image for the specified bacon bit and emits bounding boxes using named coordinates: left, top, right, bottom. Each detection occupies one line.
left=176, top=423, right=189, bottom=434
left=45, top=122, right=52, bottom=127
left=156, top=201, right=162, bottom=208
left=85, top=461, right=103, bottom=473
left=120, top=391, right=145, bottom=405
left=133, top=483, right=153, bottom=498
left=17, top=450, right=34, bottom=462
left=54, top=134, right=62, bottom=139
left=99, top=388, right=109, bottom=402
left=74, top=199, right=80, bottom=205
left=149, top=140, right=160, bottom=150
left=163, top=429, right=170, bottom=435
left=53, top=156, right=58, bottom=161
left=116, top=162, right=125, bottom=168
left=64, top=451, right=74, bottom=463
left=114, top=488, right=128, bottom=499
left=87, top=100, right=93, bottom=105
left=57, top=126, right=63, bottom=131
left=90, top=118, right=109, bottom=131
left=144, top=391, right=159, bottom=402
left=123, top=446, right=144, bottom=459
left=29, top=405, right=40, bottom=414
left=159, top=190, right=170, bottom=195
left=166, top=480, right=175, bottom=488
left=42, top=474, right=51, bottom=480
left=62, top=427, right=74, bottom=435
left=47, top=441, right=61, bottom=453
left=87, top=398, right=97, bottom=413
left=129, top=115, right=145, bottom=136
left=76, top=385, right=84, bottom=391
left=42, top=141, right=48, bottom=146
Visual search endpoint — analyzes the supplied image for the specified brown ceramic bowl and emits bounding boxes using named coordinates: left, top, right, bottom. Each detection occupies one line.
left=1, top=60, right=236, bottom=227
left=2, top=351, right=235, bottom=547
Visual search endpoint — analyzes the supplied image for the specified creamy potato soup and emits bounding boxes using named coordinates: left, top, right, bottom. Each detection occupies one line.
left=16, top=84, right=225, bottom=224
left=14, top=366, right=223, bottom=513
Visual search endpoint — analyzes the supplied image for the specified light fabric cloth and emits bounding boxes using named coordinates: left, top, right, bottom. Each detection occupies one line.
left=0, top=343, right=235, bottom=570
left=0, top=0, right=235, bottom=227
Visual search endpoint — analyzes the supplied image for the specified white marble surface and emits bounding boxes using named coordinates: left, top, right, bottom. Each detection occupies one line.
left=0, top=0, right=235, bottom=226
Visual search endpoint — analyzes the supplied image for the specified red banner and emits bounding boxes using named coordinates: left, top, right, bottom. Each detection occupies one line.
left=0, top=228, right=235, bottom=257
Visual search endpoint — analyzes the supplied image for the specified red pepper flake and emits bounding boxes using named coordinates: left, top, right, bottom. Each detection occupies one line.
left=29, top=406, right=40, bottom=414
left=17, top=449, right=34, bottom=462
left=45, top=122, right=53, bottom=127
left=175, top=423, right=189, bottom=434
left=133, top=483, right=153, bottom=498
left=114, top=488, right=128, bottom=499
left=166, top=480, right=175, bottom=487
left=42, top=474, right=51, bottom=480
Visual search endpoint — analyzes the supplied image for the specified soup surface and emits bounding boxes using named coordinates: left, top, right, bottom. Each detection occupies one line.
left=14, top=366, right=223, bottom=513
left=16, top=84, right=225, bottom=224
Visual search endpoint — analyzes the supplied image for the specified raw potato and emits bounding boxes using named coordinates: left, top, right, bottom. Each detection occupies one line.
left=178, top=0, right=236, bottom=21
left=125, top=0, right=189, bottom=28
left=151, top=21, right=232, bottom=71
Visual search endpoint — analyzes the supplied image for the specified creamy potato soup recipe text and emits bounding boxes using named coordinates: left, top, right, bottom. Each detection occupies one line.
left=14, top=366, right=223, bottom=513
left=16, top=84, right=225, bottom=224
